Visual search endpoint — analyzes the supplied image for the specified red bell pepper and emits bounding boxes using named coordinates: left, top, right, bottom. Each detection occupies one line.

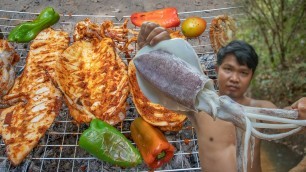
left=130, top=7, right=180, bottom=28
left=130, top=117, right=175, bottom=169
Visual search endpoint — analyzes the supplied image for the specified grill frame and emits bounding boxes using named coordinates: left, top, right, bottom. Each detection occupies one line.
left=0, top=7, right=241, bottom=172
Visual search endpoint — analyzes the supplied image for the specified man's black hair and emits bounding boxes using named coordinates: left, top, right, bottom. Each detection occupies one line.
left=217, top=40, right=259, bottom=73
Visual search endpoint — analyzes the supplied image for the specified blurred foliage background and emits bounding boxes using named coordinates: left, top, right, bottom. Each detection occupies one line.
left=235, top=0, right=306, bottom=107
left=234, top=0, right=306, bottom=164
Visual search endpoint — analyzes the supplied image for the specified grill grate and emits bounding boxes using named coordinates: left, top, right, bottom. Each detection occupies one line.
left=0, top=7, right=241, bottom=172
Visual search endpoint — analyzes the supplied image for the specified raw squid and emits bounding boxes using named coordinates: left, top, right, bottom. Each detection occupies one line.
left=128, top=60, right=186, bottom=132
left=134, top=50, right=205, bottom=111
left=133, top=39, right=306, bottom=172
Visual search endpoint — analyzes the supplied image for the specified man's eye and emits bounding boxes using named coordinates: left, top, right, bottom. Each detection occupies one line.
left=241, top=71, right=249, bottom=76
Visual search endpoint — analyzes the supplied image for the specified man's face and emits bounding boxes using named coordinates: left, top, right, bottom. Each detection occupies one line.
left=216, top=54, right=253, bottom=99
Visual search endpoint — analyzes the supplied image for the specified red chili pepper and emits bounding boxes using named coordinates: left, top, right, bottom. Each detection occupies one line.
left=130, top=7, right=180, bottom=28
left=130, top=117, right=175, bottom=169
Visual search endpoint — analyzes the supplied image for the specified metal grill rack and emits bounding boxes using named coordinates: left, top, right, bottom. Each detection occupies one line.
left=0, top=7, right=241, bottom=172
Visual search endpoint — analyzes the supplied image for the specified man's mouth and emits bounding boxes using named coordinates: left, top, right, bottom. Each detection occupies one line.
left=227, top=85, right=239, bottom=91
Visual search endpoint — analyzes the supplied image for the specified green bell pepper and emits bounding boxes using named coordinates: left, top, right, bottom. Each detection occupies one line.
left=8, top=7, right=60, bottom=43
left=79, top=119, right=142, bottom=167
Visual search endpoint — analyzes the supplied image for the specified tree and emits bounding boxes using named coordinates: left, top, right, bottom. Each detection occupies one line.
left=235, top=1, right=306, bottom=170
left=237, top=0, right=305, bottom=69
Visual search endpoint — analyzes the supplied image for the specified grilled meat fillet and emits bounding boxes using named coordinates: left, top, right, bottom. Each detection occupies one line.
left=56, top=38, right=129, bottom=125
left=209, top=15, right=237, bottom=53
left=0, top=28, right=69, bottom=166
left=128, top=61, right=186, bottom=131
left=0, top=39, right=20, bottom=108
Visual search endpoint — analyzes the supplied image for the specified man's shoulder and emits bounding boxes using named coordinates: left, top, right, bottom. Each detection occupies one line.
left=250, top=99, right=277, bottom=108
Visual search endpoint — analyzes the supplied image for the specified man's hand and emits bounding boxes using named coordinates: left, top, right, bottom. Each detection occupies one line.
left=291, top=97, right=306, bottom=120
left=137, top=22, right=171, bottom=49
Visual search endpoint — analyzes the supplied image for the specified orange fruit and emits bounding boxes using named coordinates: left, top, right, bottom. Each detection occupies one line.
left=181, top=17, right=207, bottom=38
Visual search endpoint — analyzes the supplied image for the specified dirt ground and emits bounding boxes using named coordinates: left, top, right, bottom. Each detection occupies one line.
left=1, top=0, right=235, bottom=17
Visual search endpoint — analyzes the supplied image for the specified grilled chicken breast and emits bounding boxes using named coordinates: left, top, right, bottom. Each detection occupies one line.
left=56, top=38, right=129, bottom=125
left=0, top=28, right=69, bottom=166
left=128, top=61, right=186, bottom=131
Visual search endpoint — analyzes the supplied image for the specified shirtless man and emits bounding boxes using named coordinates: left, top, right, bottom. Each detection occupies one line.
left=137, top=22, right=306, bottom=172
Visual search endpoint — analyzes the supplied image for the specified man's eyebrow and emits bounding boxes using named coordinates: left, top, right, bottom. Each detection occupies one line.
left=239, top=66, right=252, bottom=71
left=222, top=63, right=233, bottom=67
left=240, top=69, right=250, bottom=72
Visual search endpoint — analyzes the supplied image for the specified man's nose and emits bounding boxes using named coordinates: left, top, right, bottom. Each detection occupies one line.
left=229, top=72, right=239, bottom=83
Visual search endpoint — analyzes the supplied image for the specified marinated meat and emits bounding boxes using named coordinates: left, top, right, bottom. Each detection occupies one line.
left=0, top=39, right=19, bottom=108
left=0, top=28, right=69, bottom=165
left=55, top=38, right=129, bottom=125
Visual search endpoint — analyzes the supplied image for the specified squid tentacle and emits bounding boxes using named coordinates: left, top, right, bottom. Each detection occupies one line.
left=204, top=92, right=306, bottom=172
left=251, top=127, right=303, bottom=140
